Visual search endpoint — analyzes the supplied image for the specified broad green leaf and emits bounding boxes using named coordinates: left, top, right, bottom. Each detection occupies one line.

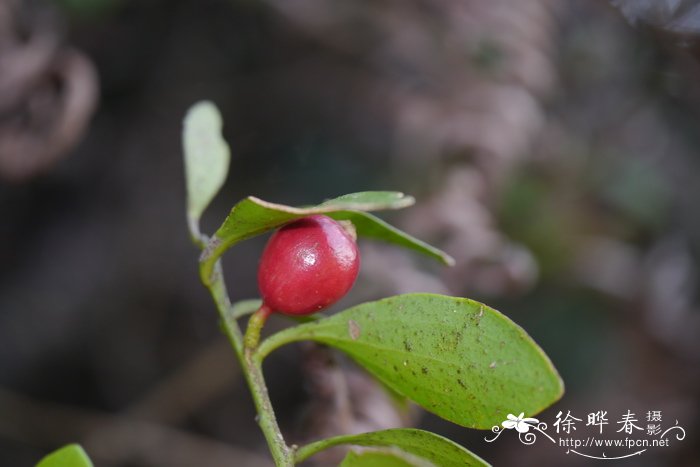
left=258, top=294, right=564, bottom=429
left=340, top=448, right=434, bottom=467
left=36, top=444, right=93, bottom=467
left=296, top=428, right=488, bottom=467
left=199, top=193, right=453, bottom=284
left=183, top=101, right=230, bottom=228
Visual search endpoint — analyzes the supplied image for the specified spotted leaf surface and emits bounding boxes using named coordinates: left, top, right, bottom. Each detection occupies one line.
left=259, top=294, right=563, bottom=429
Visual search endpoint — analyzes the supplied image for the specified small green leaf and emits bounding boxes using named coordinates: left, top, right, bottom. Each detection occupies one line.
left=258, top=294, right=564, bottom=429
left=340, top=448, right=434, bottom=467
left=316, top=191, right=414, bottom=208
left=296, top=428, right=488, bottom=466
left=36, top=444, right=93, bottom=467
left=328, top=211, right=454, bottom=266
left=199, top=193, right=453, bottom=284
left=183, top=101, right=231, bottom=230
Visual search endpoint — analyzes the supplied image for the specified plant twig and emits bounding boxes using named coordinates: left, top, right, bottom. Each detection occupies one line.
left=255, top=325, right=310, bottom=363
left=294, top=433, right=366, bottom=464
left=244, top=304, right=273, bottom=350
left=203, top=261, right=294, bottom=466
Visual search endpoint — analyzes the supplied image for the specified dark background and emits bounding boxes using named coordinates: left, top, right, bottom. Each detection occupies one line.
left=1, top=0, right=699, bottom=466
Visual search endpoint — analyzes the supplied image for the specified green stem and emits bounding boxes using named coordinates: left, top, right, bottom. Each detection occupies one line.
left=186, top=214, right=207, bottom=249
left=204, top=262, right=294, bottom=466
left=207, top=262, right=243, bottom=351
left=294, top=433, right=365, bottom=464
left=244, top=304, right=273, bottom=350
left=231, top=298, right=263, bottom=320
left=240, top=354, right=293, bottom=466
left=255, top=325, right=310, bottom=363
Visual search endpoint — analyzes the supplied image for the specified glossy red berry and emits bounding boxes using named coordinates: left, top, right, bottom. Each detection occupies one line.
left=257, top=215, right=360, bottom=316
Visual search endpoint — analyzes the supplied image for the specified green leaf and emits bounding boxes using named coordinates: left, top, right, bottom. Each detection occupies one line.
left=183, top=101, right=231, bottom=231
left=316, top=191, right=414, bottom=208
left=36, top=444, right=93, bottom=467
left=258, top=294, right=564, bottom=429
left=296, top=428, right=488, bottom=466
left=199, top=193, right=453, bottom=284
left=327, top=211, right=454, bottom=267
left=340, top=448, right=434, bottom=467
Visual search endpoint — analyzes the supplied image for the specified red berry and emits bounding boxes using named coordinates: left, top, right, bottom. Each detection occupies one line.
left=258, top=215, right=360, bottom=315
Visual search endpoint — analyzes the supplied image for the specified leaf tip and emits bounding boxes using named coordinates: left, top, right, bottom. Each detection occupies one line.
left=36, top=444, right=93, bottom=467
left=184, top=100, right=222, bottom=127
left=442, top=253, right=456, bottom=267
left=395, top=193, right=416, bottom=208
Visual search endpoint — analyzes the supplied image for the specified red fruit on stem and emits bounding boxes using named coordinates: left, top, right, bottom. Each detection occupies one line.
left=258, top=215, right=360, bottom=315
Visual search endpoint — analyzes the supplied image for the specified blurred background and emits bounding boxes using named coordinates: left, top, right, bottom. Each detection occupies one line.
left=1, top=0, right=700, bottom=465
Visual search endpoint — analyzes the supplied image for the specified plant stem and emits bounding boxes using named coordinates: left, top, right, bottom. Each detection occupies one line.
left=241, top=354, right=293, bottom=466
left=231, top=298, right=263, bottom=320
left=244, top=304, right=273, bottom=350
left=204, top=261, right=294, bottom=466
left=186, top=214, right=206, bottom=249
left=255, top=324, right=312, bottom=363
left=294, top=434, right=361, bottom=464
